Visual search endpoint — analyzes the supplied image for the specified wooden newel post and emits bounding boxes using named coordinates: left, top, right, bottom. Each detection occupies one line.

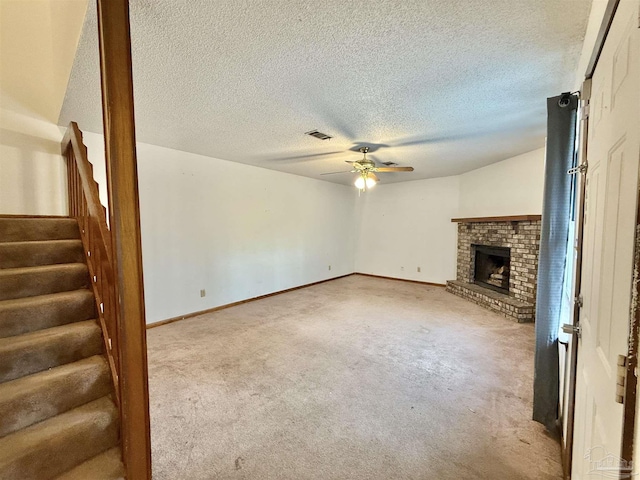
left=96, top=0, right=152, bottom=478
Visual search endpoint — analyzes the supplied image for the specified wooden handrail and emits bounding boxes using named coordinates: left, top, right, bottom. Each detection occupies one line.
left=61, top=123, right=113, bottom=261
left=96, top=0, right=152, bottom=478
left=61, top=122, right=120, bottom=406
left=62, top=2, right=152, bottom=478
left=62, top=119, right=152, bottom=479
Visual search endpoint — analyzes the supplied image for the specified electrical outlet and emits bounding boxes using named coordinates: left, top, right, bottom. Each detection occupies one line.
left=200, top=289, right=206, bottom=297
left=417, top=267, right=421, bottom=273
left=328, top=265, right=331, bottom=271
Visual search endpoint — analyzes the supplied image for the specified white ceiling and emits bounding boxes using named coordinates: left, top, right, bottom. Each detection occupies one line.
left=59, top=0, right=592, bottom=185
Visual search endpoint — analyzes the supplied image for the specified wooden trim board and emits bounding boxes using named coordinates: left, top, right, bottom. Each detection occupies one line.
left=585, top=0, right=620, bottom=80
left=355, top=273, right=446, bottom=287
left=451, top=215, right=542, bottom=223
left=147, top=273, right=355, bottom=329
left=562, top=78, right=591, bottom=478
left=147, top=272, right=445, bottom=330
left=96, top=0, right=151, bottom=476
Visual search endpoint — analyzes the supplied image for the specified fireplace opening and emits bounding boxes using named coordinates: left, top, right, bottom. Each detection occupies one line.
left=473, top=245, right=511, bottom=294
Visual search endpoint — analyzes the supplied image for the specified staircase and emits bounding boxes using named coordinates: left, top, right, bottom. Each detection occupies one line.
left=0, top=216, right=124, bottom=479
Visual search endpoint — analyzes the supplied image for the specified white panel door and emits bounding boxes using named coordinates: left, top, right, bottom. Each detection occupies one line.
left=571, top=1, right=640, bottom=479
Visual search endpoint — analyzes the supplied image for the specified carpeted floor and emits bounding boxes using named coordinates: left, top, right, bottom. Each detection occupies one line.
left=147, top=275, right=562, bottom=479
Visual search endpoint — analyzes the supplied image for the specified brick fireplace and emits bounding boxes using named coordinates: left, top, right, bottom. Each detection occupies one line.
left=446, top=215, right=541, bottom=322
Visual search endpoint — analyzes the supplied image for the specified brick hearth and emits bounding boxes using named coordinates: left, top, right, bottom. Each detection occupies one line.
left=446, top=216, right=541, bottom=322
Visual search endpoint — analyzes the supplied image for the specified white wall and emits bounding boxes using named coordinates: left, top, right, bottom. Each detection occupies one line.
left=82, top=134, right=544, bottom=320
left=0, top=0, right=87, bottom=216
left=458, top=147, right=545, bottom=218
left=80, top=132, right=109, bottom=212
left=354, top=147, right=545, bottom=285
left=354, top=176, right=460, bottom=284
left=0, top=108, right=67, bottom=215
left=0, top=0, right=551, bottom=319
left=83, top=132, right=356, bottom=324
left=3, top=102, right=543, bottom=319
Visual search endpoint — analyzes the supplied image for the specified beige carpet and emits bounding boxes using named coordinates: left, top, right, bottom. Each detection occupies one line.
left=0, top=216, right=122, bottom=479
left=147, top=275, right=562, bottom=479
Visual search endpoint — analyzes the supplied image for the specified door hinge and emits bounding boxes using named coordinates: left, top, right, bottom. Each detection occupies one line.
left=581, top=103, right=590, bottom=120
left=574, top=295, right=584, bottom=308
left=568, top=163, right=588, bottom=175
left=616, top=355, right=628, bottom=404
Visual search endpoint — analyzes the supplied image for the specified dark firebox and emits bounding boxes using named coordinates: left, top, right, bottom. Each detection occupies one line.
left=473, top=244, right=511, bottom=294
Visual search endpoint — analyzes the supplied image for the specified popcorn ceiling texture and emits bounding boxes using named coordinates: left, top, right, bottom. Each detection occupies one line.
left=60, top=0, right=591, bottom=185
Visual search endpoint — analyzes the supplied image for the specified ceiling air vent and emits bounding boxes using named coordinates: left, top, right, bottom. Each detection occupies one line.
left=305, top=130, right=332, bottom=140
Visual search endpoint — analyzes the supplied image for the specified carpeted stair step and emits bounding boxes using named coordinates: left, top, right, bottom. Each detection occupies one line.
left=0, top=355, right=111, bottom=437
left=0, top=263, right=90, bottom=301
left=0, top=320, right=103, bottom=383
left=0, top=396, right=118, bottom=480
left=55, top=447, right=124, bottom=480
left=0, top=240, right=85, bottom=269
left=0, top=217, right=80, bottom=243
left=0, top=290, right=96, bottom=339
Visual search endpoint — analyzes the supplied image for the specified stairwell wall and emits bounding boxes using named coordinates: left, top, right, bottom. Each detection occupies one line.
left=0, top=109, right=67, bottom=215
left=0, top=0, right=88, bottom=216
left=82, top=131, right=357, bottom=325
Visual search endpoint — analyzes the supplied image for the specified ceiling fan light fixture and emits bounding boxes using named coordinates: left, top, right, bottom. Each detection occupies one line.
left=319, top=144, right=413, bottom=190
left=354, top=172, right=377, bottom=191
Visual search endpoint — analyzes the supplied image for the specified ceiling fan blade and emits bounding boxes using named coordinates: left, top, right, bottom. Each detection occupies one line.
left=373, top=166, right=414, bottom=172
left=369, top=172, right=380, bottom=182
left=320, top=170, right=354, bottom=175
left=269, top=151, right=345, bottom=163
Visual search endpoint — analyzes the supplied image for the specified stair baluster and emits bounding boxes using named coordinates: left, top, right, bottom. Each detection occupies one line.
left=61, top=123, right=121, bottom=408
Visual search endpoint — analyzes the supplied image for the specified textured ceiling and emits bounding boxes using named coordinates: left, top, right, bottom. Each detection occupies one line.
left=59, top=0, right=592, bottom=185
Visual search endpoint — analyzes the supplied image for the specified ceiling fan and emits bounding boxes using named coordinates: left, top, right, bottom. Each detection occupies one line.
left=321, top=147, right=414, bottom=191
